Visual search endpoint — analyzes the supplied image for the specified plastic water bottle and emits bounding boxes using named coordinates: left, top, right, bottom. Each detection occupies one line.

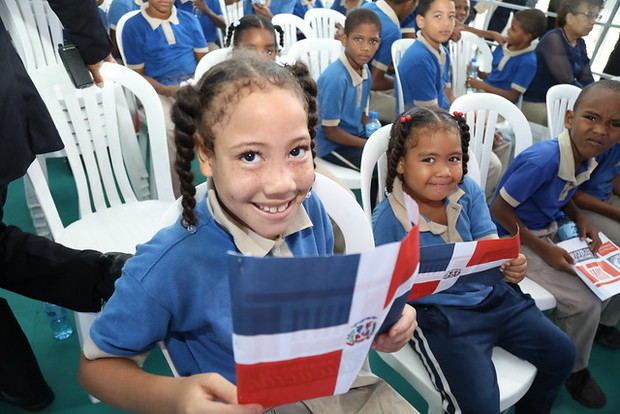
left=556, top=217, right=579, bottom=241
left=466, top=58, right=478, bottom=94
left=365, top=111, right=381, bottom=138
left=44, top=303, right=73, bottom=340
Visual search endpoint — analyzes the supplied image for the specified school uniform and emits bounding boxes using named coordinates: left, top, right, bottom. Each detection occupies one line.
left=316, top=54, right=371, bottom=169
left=373, top=177, right=575, bottom=414
left=108, top=0, right=141, bottom=30
left=484, top=43, right=537, bottom=102
left=362, top=0, right=400, bottom=121
left=331, top=0, right=366, bottom=16
left=400, top=9, right=417, bottom=37
left=292, top=0, right=323, bottom=19
left=243, top=0, right=297, bottom=16
left=88, top=181, right=416, bottom=413
left=578, top=144, right=620, bottom=244
left=175, top=0, right=223, bottom=48
left=398, top=32, right=451, bottom=110
left=494, top=131, right=620, bottom=372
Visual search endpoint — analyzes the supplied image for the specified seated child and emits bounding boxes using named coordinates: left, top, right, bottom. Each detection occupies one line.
left=225, top=15, right=284, bottom=61
left=332, top=0, right=367, bottom=15
left=316, top=8, right=380, bottom=170
left=573, top=144, right=620, bottom=244
left=451, top=0, right=507, bottom=44
left=399, top=0, right=455, bottom=111
left=362, top=0, right=417, bottom=121
left=293, top=0, right=324, bottom=19
left=79, top=57, right=418, bottom=414
left=490, top=80, right=620, bottom=409
left=175, top=0, right=226, bottom=51
left=108, top=0, right=141, bottom=58
left=466, top=8, right=546, bottom=105
left=373, top=106, right=575, bottom=414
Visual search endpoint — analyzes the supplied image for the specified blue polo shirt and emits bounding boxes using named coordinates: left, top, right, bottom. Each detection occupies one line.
left=88, top=187, right=334, bottom=382
left=494, top=131, right=599, bottom=233
left=331, top=0, right=366, bottom=15
left=399, top=32, right=451, bottom=109
left=123, top=6, right=208, bottom=85
left=400, top=9, right=418, bottom=36
left=316, top=54, right=371, bottom=157
left=373, top=176, right=500, bottom=306
left=108, top=0, right=141, bottom=29
left=293, top=0, right=324, bottom=18
left=243, top=0, right=297, bottom=15
left=484, top=43, right=537, bottom=101
left=175, top=0, right=223, bottom=43
left=362, top=0, right=401, bottom=72
left=580, top=144, right=620, bottom=201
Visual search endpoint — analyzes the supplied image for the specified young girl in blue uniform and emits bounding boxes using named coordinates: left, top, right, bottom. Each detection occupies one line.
left=372, top=107, right=575, bottom=414
left=225, top=15, right=285, bottom=61
left=79, top=57, right=417, bottom=413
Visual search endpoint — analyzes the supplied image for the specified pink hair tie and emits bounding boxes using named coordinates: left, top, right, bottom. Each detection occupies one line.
left=399, top=114, right=412, bottom=123
left=453, top=111, right=464, bottom=117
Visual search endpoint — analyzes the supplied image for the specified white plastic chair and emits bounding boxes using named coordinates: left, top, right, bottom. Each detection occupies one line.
left=304, top=8, right=345, bottom=39
left=26, top=63, right=176, bottom=372
left=115, top=9, right=141, bottom=65
left=194, top=47, right=232, bottom=82
left=449, top=93, right=533, bottom=191
left=272, top=13, right=314, bottom=56
left=286, top=38, right=342, bottom=80
left=449, top=31, right=493, bottom=98
left=391, top=38, right=415, bottom=114
left=546, top=84, right=581, bottom=139
left=218, top=0, right=244, bottom=28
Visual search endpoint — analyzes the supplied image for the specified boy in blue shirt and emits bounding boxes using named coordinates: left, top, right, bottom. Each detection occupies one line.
left=491, top=80, right=620, bottom=409
left=175, top=0, right=226, bottom=50
left=362, top=0, right=417, bottom=121
left=316, top=8, right=380, bottom=171
left=107, top=0, right=142, bottom=58
left=398, top=0, right=455, bottom=110
left=466, top=8, right=546, bottom=104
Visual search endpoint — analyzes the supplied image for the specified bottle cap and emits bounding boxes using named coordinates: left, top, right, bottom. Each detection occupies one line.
left=370, top=111, right=378, bottom=118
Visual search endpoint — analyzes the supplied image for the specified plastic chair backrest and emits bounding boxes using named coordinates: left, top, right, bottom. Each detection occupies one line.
left=115, top=9, right=141, bottom=65
left=304, top=8, right=345, bottom=39
left=449, top=31, right=493, bottom=97
left=27, top=62, right=173, bottom=231
left=1, top=0, right=64, bottom=70
left=286, top=38, right=342, bottom=80
left=391, top=38, right=415, bottom=114
left=546, top=84, right=581, bottom=139
left=272, top=13, right=314, bottom=56
left=360, top=124, right=391, bottom=222
left=194, top=48, right=232, bottom=82
left=218, top=0, right=244, bottom=28
left=450, top=93, right=532, bottom=190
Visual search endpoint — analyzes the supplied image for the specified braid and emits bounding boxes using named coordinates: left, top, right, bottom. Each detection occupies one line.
left=225, top=22, right=236, bottom=48
left=285, top=61, right=318, bottom=160
left=273, top=24, right=285, bottom=49
left=385, top=117, right=412, bottom=194
left=453, top=113, right=470, bottom=180
left=171, top=85, right=201, bottom=228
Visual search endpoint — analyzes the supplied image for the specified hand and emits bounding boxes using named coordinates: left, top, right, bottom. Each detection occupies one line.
left=165, top=84, right=181, bottom=98
left=450, top=25, right=462, bottom=42
left=87, top=54, right=116, bottom=88
left=175, top=373, right=263, bottom=414
left=501, top=253, right=527, bottom=284
left=466, top=77, right=484, bottom=90
left=334, top=23, right=345, bottom=43
left=194, top=0, right=208, bottom=13
left=372, top=305, right=416, bottom=353
left=252, top=3, right=272, bottom=18
left=575, top=218, right=602, bottom=253
left=540, top=244, right=575, bottom=274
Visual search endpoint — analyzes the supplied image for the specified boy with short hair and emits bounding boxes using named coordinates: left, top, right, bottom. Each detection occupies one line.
left=362, top=0, right=417, bottom=121
left=467, top=8, right=546, bottom=104
left=491, top=80, right=620, bottom=409
left=316, top=8, right=381, bottom=170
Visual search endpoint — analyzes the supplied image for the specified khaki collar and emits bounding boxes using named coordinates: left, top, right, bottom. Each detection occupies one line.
left=376, top=0, right=400, bottom=26
left=141, top=3, right=179, bottom=44
left=300, top=0, right=318, bottom=6
left=206, top=180, right=313, bottom=257
left=497, top=43, right=535, bottom=70
left=417, top=32, right=447, bottom=66
left=388, top=177, right=464, bottom=243
left=339, top=53, right=368, bottom=87
left=557, top=130, right=598, bottom=201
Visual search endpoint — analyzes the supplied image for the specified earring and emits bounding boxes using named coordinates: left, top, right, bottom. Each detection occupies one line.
left=306, top=187, right=312, bottom=198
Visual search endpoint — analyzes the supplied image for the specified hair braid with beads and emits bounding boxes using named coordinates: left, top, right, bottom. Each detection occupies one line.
left=171, top=57, right=318, bottom=229
left=385, top=107, right=470, bottom=194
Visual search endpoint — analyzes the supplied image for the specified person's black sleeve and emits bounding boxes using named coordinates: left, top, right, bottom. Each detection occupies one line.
left=47, top=0, right=111, bottom=64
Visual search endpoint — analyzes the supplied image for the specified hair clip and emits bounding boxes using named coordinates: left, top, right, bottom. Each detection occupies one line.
left=452, top=111, right=464, bottom=117
left=399, top=114, right=412, bottom=124
left=232, top=20, right=240, bottom=28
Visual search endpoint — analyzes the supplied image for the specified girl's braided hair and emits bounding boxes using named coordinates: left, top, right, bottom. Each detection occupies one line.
left=171, top=56, right=317, bottom=229
left=385, top=106, right=470, bottom=194
left=225, top=15, right=285, bottom=51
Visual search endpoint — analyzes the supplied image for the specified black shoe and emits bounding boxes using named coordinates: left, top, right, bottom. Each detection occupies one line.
left=97, top=252, right=132, bottom=303
left=565, top=368, right=606, bottom=409
left=595, top=324, right=620, bottom=349
left=0, top=385, right=54, bottom=411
